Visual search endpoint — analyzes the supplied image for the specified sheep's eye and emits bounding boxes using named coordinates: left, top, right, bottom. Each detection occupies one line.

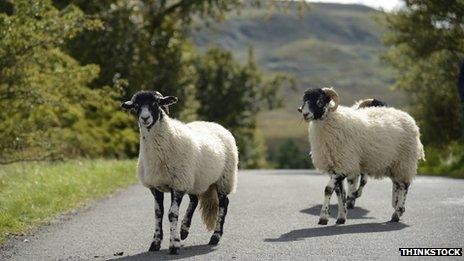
left=317, top=98, right=324, bottom=108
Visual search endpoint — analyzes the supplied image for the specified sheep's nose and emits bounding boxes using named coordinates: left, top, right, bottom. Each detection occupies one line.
left=303, top=112, right=309, bottom=117
left=141, top=116, right=149, bottom=122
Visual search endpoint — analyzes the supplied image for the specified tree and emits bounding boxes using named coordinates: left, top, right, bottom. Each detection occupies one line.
left=193, top=47, right=294, bottom=168
left=52, top=1, right=295, bottom=167
left=0, top=0, right=137, bottom=163
left=383, top=0, right=464, bottom=146
left=51, top=0, right=248, bottom=121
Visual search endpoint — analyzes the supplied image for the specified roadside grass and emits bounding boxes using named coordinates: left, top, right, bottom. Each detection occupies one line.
left=0, top=159, right=137, bottom=244
left=419, top=143, right=464, bottom=179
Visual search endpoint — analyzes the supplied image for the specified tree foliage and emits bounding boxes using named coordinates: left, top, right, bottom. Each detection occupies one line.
left=0, top=0, right=137, bottom=163
left=52, top=0, right=247, bottom=120
left=193, top=47, right=294, bottom=168
left=1, top=0, right=291, bottom=167
left=383, top=0, right=464, bottom=146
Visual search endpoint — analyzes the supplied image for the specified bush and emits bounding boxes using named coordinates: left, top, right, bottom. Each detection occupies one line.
left=274, top=139, right=313, bottom=169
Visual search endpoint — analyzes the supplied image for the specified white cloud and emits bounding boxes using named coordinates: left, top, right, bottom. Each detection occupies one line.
left=305, top=0, right=402, bottom=11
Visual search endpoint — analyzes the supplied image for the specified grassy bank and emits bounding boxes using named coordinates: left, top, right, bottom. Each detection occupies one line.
left=0, top=159, right=137, bottom=244
left=419, top=144, right=464, bottom=179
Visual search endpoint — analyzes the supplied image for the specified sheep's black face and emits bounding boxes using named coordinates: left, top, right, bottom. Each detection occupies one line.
left=122, top=91, right=177, bottom=129
left=299, top=88, right=332, bottom=121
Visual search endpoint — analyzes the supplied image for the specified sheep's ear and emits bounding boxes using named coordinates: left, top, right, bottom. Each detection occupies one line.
left=159, top=96, right=178, bottom=106
left=121, top=101, right=134, bottom=109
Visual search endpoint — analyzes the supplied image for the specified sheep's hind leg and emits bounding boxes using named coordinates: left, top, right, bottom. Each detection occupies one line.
left=148, top=188, right=164, bottom=252
left=356, top=173, right=368, bottom=199
left=180, top=194, right=198, bottom=240
left=318, top=172, right=344, bottom=225
left=346, top=175, right=359, bottom=209
left=168, top=189, right=184, bottom=254
left=391, top=182, right=409, bottom=222
left=334, top=176, right=347, bottom=224
left=209, top=193, right=229, bottom=245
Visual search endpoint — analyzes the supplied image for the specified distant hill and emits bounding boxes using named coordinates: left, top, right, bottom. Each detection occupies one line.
left=189, top=2, right=406, bottom=153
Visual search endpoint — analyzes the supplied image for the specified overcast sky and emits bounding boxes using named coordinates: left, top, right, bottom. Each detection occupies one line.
left=306, top=0, right=402, bottom=11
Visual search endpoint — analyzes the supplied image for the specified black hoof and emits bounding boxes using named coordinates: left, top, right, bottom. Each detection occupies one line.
left=169, top=246, right=179, bottom=255
left=318, top=218, right=328, bottom=225
left=390, top=213, right=400, bottom=222
left=208, top=235, right=220, bottom=245
left=180, top=229, right=189, bottom=240
left=148, top=241, right=161, bottom=252
left=346, top=201, right=355, bottom=209
left=336, top=218, right=346, bottom=224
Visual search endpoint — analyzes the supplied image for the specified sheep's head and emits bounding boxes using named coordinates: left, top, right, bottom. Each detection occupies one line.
left=298, top=87, right=339, bottom=121
left=122, top=91, right=177, bottom=129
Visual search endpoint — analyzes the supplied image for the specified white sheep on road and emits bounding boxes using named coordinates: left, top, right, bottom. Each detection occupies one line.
left=122, top=91, right=238, bottom=254
left=298, top=88, right=424, bottom=225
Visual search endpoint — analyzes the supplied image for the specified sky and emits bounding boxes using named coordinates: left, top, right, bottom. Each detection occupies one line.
left=306, top=0, right=402, bottom=11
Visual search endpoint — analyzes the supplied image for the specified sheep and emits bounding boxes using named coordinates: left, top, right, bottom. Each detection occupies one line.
left=122, top=90, right=238, bottom=254
left=297, top=87, right=424, bottom=225
left=353, top=98, right=387, bottom=109
left=344, top=98, right=388, bottom=209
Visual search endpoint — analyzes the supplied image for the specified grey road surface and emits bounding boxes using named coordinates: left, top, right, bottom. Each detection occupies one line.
left=1, top=170, right=464, bottom=260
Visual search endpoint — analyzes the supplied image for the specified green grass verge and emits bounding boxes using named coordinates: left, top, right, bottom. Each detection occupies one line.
left=419, top=143, right=464, bottom=179
left=0, top=159, right=137, bottom=244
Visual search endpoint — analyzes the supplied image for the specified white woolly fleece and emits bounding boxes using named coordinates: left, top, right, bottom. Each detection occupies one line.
left=308, top=106, right=424, bottom=183
left=137, top=112, right=238, bottom=195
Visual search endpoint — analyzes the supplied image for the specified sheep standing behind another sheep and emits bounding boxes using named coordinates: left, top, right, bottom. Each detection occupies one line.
left=298, top=88, right=424, bottom=225
left=344, top=98, right=388, bottom=209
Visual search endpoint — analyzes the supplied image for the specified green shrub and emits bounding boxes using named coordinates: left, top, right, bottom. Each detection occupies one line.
left=273, top=139, right=313, bottom=169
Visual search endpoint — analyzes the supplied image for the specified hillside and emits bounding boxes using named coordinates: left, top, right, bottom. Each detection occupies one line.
left=189, top=2, right=406, bottom=155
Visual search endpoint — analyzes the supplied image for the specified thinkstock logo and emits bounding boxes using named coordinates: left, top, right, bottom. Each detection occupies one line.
left=399, top=248, right=463, bottom=256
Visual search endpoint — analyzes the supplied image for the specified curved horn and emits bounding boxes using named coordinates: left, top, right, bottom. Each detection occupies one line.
left=357, top=99, right=374, bottom=109
left=322, top=87, right=339, bottom=112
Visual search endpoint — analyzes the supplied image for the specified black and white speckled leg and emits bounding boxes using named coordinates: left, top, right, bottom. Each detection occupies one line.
left=168, top=189, right=184, bottom=254
left=391, top=181, right=400, bottom=209
left=180, top=194, right=198, bottom=241
left=391, top=182, right=409, bottom=222
left=148, top=188, right=164, bottom=252
left=356, top=173, right=368, bottom=198
left=209, top=194, right=229, bottom=245
left=346, top=175, right=359, bottom=209
left=334, top=176, right=347, bottom=224
left=319, top=172, right=344, bottom=225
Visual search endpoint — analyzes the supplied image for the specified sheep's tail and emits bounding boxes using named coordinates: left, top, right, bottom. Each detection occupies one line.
left=199, top=184, right=219, bottom=231
left=417, top=138, right=426, bottom=161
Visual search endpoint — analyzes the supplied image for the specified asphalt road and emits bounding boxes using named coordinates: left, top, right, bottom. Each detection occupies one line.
left=1, top=170, right=464, bottom=260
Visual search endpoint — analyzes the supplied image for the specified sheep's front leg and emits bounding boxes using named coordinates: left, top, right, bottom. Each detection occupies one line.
left=346, top=175, right=359, bottom=209
left=391, top=182, right=409, bottom=222
left=334, top=176, right=347, bottom=224
left=356, top=173, right=368, bottom=198
left=168, top=189, right=184, bottom=254
left=148, top=188, right=164, bottom=252
left=180, top=194, right=198, bottom=241
left=319, top=172, right=344, bottom=225
left=209, top=194, right=229, bottom=245
left=347, top=173, right=368, bottom=209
